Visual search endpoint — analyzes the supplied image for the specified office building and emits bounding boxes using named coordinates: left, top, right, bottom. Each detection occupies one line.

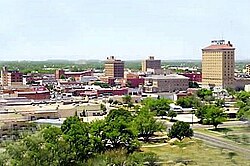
left=142, top=56, right=161, bottom=73
left=143, top=74, right=189, bottom=93
left=202, top=40, right=235, bottom=89
left=104, top=56, right=124, bottom=78
left=1, top=66, right=23, bottom=86
left=245, top=64, right=250, bottom=75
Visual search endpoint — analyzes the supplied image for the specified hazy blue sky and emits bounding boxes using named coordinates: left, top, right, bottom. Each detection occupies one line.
left=0, top=0, right=249, bottom=60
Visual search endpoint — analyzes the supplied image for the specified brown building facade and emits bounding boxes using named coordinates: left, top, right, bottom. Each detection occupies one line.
left=246, top=64, right=250, bottom=75
left=202, top=40, right=235, bottom=89
left=1, top=67, right=23, bottom=86
left=104, top=56, right=124, bottom=78
left=142, top=56, right=161, bottom=73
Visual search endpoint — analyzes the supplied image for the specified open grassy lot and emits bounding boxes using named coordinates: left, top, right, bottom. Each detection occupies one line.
left=141, top=138, right=250, bottom=166
left=194, top=126, right=250, bottom=148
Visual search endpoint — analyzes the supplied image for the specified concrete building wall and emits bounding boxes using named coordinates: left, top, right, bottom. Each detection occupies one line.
left=144, top=75, right=189, bottom=93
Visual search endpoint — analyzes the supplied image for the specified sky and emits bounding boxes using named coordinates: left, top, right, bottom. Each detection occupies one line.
left=0, top=0, right=250, bottom=61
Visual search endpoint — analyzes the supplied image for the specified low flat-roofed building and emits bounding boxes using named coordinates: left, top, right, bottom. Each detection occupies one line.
left=15, top=90, right=50, bottom=100
left=234, top=77, right=250, bottom=90
left=55, top=69, right=93, bottom=80
left=144, top=74, right=189, bottom=93
left=21, top=110, right=59, bottom=121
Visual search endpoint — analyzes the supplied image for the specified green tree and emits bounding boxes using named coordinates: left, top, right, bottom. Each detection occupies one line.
left=204, top=95, right=215, bottom=103
left=226, top=87, right=236, bottom=97
left=236, top=91, right=250, bottom=103
left=176, top=96, right=201, bottom=108
left=122, top=95, right=132, bottom=104
left=133, top=107, right=165, bottom=141
left=61, top=116, right=81, bottom=134
left=197, top=88, right=213, bottom=100
left=195, top=105, right=209, bottom=122
left=142, top=97, right=171, bottom=117
left=198, top=105, right=226, bottom=129
left=3, top=126, right=72, bottom=166
left=100, top=103, right=107, bottom=112
left=42, top=126, right=73, bottom=165
left=168, top=121, right=193, bottom=141
left=63, top=122, right=94, bottom=161
left=237, top=105, right=250, bottom=120
left=103, top=108, right=139, bottom=152
left=167, top=110, right=177, bottom=121
left=215, top=99, right=225, bottom=107
left=60, top=74, right=65, bottom=79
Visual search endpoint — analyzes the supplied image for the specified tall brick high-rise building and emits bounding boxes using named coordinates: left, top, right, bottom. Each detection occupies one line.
left=104, top=56, right=124, bottom=79
left=1, top=66, right=23, bottom=86
left=246, top=64, right=250, bottom=75
left=142, top=56, right=161, bottom=73
left=202, top=40, right=235, bottom=89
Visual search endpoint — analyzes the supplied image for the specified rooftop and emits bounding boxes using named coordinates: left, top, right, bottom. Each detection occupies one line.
left=203, top=44, right=235, bottom=50
left=202, top=40, right=235, bottom=50
left=145, top=74, right=189, bottom=80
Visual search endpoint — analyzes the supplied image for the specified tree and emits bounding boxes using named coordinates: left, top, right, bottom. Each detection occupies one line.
left=93, top=82, right=110, bottom=88
left=236, top=91, right=250, bottom=103
left=63, top=122, right=94, bottom=161
left=168, top=121, right=193, bottom=141
left=226, top=87, right=236, bottom=97
left=103, top=108, right=139, bottom=152
left=100, top=103, right=107, bottom=112
left=122, top=95, right=132, bottom=104
left=237, top=105, right=250, bottom=120
left=195, top=105, right=209, bottom=122
left=60, top=74, right=65, bottom=79
left=134, top=105, right=140, bottom=113
left=176, top=96, right=201, bottom=108
left=197, top=105, right=226, bottom=129
left=167, top=110, right=177, bottom=121
left=133, top=107, right=165, bottom=141
left=204, top=95, right=215, bottom=103
left=215, top=99, right=225, bottom=107
left=3, top=126, right=72, bottom=166
left=142, top=97, right=171, bottom=117
left=197, top=88, right=213, bottom=100
left=89, top=120, right=106, bottom=153
left=61, top=116, right=81, bottom=134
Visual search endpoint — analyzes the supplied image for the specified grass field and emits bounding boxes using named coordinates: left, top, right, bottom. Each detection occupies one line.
left=194, top=126, right=250, bottom=148
left=141, top=138, right=250, bottom=166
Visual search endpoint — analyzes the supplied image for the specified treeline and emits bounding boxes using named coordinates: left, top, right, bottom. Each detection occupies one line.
left=0, top=60, right=104, bottom=74
left=0, top=60, right=143, bottom=74
left=0, top=108, right=163, bottom=165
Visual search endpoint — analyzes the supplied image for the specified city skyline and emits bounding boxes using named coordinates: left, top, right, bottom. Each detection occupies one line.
left=1, top=0, right=250, bottom=61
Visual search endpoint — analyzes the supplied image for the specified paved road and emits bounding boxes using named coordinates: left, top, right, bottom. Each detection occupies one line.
left=194, top=132, right=250, bottom=157
left=161, top=119, right=249, bottom=129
